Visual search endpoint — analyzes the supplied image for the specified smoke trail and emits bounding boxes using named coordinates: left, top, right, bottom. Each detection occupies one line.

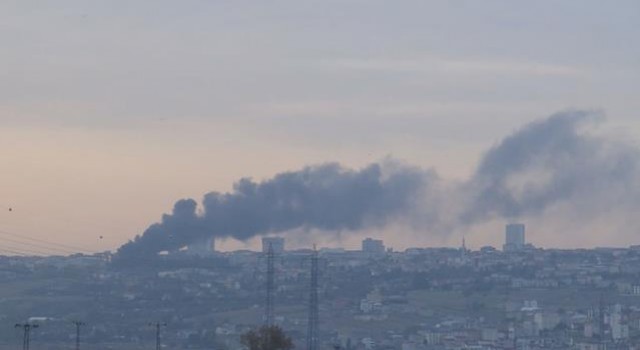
left=462, top=110, right=640, bottom=225
left=116, top=110, right=640, bottom=260
left=117, top=162, right=431, bottom=259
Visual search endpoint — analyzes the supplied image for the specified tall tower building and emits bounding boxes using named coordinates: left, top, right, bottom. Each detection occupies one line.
left=503, top=223, right=525, bottom=252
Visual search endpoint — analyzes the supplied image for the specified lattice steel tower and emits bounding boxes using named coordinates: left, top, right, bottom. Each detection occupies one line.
left=73, top=321, right=84, bottom=350
left=149, top=322, right=166, bottom=350
left=306, top=247, right=319, bottom=350
left=265, top=243, right=275, bottom=326
left=599, top=294, right=607, bottom=350
left=15, top=323, right=38, bottom=350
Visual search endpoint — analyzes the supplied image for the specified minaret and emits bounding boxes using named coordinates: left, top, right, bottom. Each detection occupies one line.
left=461, top=236, right=467, bottom=260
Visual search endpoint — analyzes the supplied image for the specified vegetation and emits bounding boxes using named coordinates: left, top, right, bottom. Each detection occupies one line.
left=240, top=326, right=293, bottom=350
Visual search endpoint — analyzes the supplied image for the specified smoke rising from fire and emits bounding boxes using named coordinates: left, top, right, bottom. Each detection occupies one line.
left=117, top=110, right=640, bottom=259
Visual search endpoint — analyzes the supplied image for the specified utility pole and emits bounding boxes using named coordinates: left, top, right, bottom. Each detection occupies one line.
left=15, top=323, right=38, bottom=350
left=149, top=322, right=166, bottom=350
left=265, top=243, right=275, bottom=327
left=306, top=246, right=319, bottom=350
left=72, top=321, right=85, bottom=350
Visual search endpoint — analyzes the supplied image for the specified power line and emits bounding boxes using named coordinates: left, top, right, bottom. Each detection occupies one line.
left=0, top=228, right=96, bottom=254
left=0, top=228, right=95, bottom=252
left=0, top=248, right=30, bottom=256
left=0, top=240, right=76, bottom=256
left=0, top=245, right=48, bottom=256
left=0, top=235, right=77, bottom=255
left=0, top=212, right=109, bottom=254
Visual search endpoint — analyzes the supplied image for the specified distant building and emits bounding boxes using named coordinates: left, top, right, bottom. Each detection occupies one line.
left=187, top=237, right=215, bottom=256
left=262, top=237, right=285, bottom=254
left=362, top=238, right=385, bottom=254
left=503, top=223, right=525, bottom=252
left=480, top=246, right=497, bottom=253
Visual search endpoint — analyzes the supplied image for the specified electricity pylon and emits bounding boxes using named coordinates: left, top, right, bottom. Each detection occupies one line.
left=15, top=323, right=39, bottom=350
left=149, top=322, right=166, bottom=350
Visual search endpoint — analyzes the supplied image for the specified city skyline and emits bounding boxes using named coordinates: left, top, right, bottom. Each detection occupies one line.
left=4, top=3, right=640, bottom=350
left=1, top=1, right=639, bottom=253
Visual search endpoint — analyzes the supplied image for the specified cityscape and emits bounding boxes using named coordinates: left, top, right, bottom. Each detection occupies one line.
left=2, top=224, right=640, bottom=349
left=3, top=2, right=639, bottom=350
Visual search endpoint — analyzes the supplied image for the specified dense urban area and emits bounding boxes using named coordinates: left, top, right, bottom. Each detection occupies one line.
left=2, top=225, right=640, bottom=350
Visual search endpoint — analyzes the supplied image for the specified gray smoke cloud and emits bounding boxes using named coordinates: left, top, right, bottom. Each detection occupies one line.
left=117, top=162, right=431, bottom=259
left=462, top=110, right=640, bottom=225
left=116, top=110, right=640, bottom=260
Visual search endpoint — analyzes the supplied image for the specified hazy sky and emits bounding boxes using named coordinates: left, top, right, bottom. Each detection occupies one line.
left=1, top=1, right=639, bottom=253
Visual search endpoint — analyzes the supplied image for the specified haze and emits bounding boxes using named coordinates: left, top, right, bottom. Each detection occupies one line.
left=1, top=1, right=639, bottom=253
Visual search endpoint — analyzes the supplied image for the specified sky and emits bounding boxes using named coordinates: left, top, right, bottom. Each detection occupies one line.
left=1, top=1, right=639, bottom=254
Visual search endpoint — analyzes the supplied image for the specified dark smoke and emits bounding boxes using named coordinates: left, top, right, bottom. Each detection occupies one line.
left=117, top=110, right=640, bottom=260
left=462, top=110, right=640, bottom=224
left=117, top=162, right=429, bottom=259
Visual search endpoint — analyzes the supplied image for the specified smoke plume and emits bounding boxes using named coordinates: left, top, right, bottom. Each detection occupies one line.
left=117, top=162, right=431, bottom=259
left=117, top=110, right=640, bottom=259
left=463, top=110, right=640, bottom=224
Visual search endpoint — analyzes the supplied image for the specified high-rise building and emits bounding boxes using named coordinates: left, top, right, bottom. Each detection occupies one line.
left=362, top=238, right=385, bottom=254
left=503, top=223, right=525, bottom=252
left=262, top=237, right=285, bottom=254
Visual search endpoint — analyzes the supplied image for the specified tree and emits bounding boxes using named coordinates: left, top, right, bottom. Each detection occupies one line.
left=240, top=326, right=293, bottom=350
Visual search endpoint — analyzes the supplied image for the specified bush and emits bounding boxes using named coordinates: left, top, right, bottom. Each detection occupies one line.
left=240, top=325, right=293, bottom=350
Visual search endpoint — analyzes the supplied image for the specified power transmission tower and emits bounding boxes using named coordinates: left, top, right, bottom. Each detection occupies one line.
left=72, top=321, right=85, bottom=350
left=149, top=322, right=166, bottom=350
left=15, top=323, right=38, bottom=350
left=306, top=247, right=319, bottom=350
left=265, top=243, right=275, bottom=326
left=599, top=294, right=607, bottom=350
